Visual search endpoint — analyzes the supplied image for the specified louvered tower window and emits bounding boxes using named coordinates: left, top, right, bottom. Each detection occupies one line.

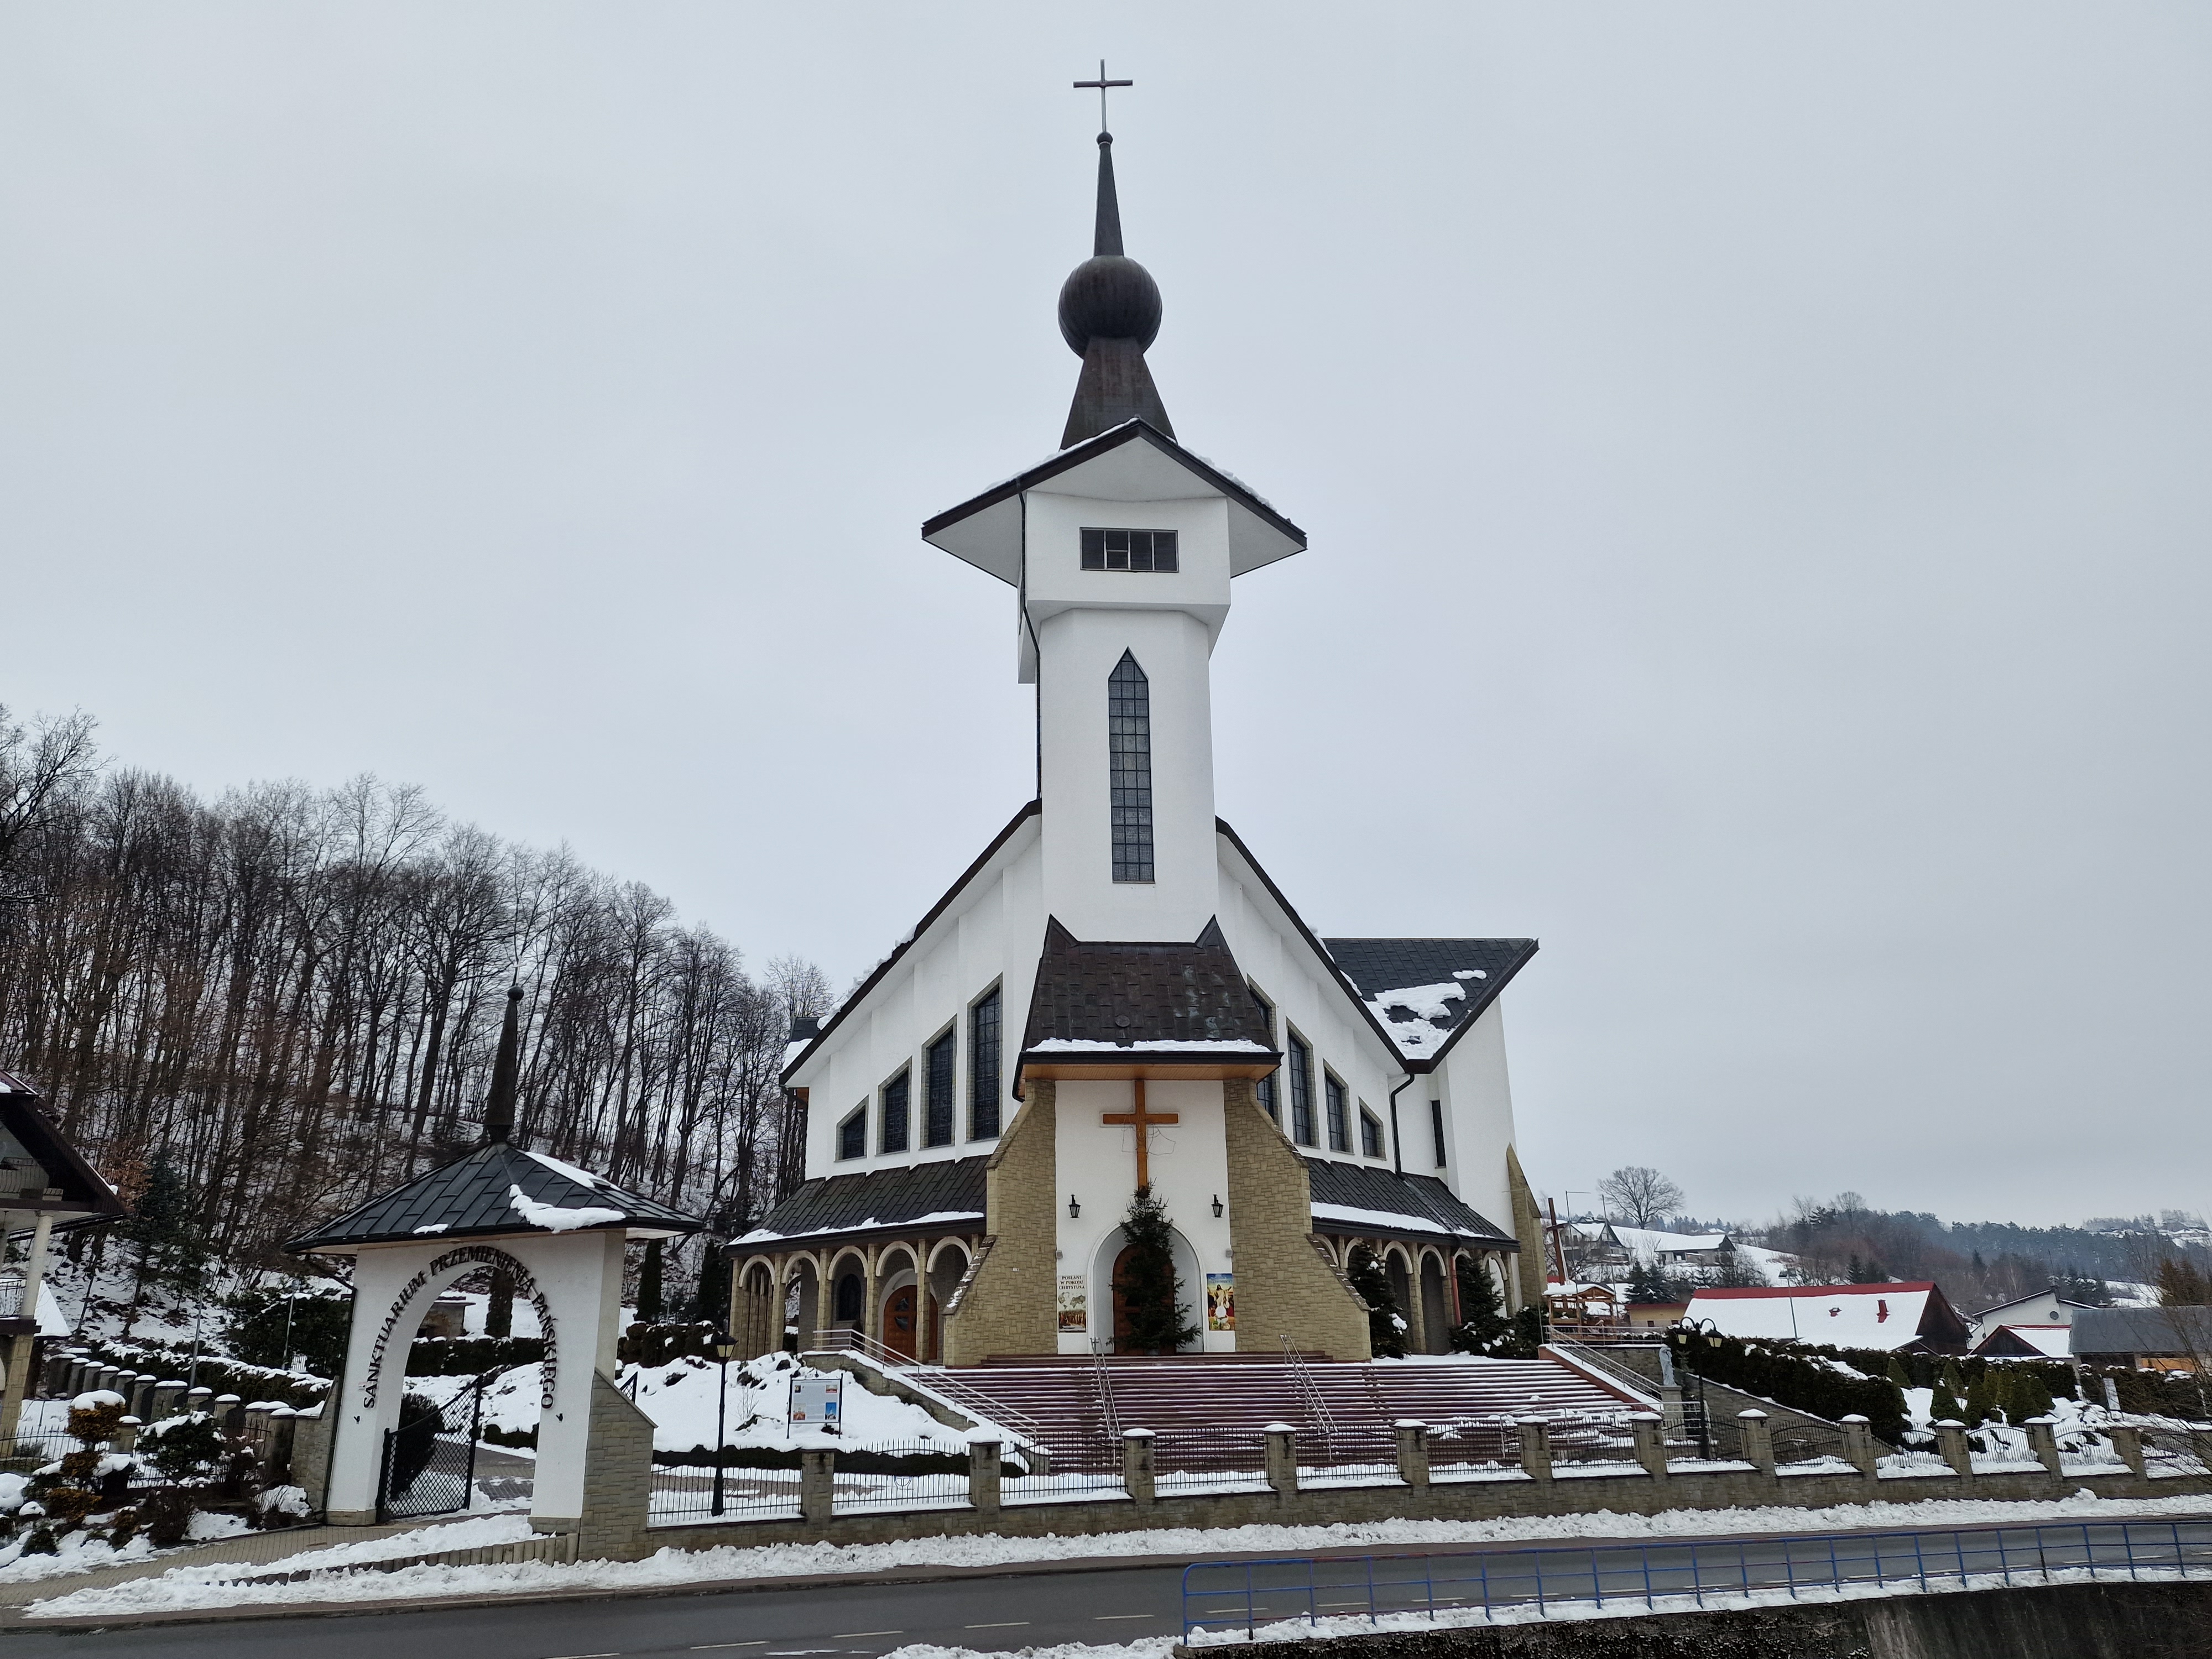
left=1108, top=651, right=1155, bottom=883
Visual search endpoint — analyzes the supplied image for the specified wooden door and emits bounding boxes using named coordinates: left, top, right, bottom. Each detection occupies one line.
left=1111, top=1245, right=1139, bottom=1354
left=884, top=1285, right=919, bottom=1360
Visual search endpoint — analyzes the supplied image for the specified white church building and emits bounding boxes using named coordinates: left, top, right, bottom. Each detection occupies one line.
left=730, top=122, right=1547, bottom=1367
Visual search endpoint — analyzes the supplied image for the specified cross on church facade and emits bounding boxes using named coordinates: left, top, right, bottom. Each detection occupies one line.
left=1073, top=61, right=1132, bottom=132
left=1101, top=1079, right=1178, bottom=1190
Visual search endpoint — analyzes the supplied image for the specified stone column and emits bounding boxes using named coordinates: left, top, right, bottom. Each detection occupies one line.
left=2107, top=1424, right=2145, bottom=1476
left=812, top=1250, right=833, bottom=1350
left=1838, top=1413, right=1879, bottom=1479
left=1933, top=1420, right=1973, bottom=1478
left=1122, top=1428, right=1155, bottom=1507
left=800, top=1447, right=836, bottom=1525
left=1737, top=1410, right=1775, bottom=1478
left=1264, top=1423, right=1298, bottom=1496
left=1394, top=1420, right=1430, bottom=1488
left=1400, top=1255, right=1427, bottom=1355
left=268, top=1406, right=298, bottom=1484
left=1630, top=1412, right=1668, bottom=1480
left=185, top=1386, right=214, bottom=1416
left=214, top=1393, right=245, bottom=1433
left=112, top=1416, right=140, bottom=1453
left=149, top=1381, right=184, bottom=1422
left=862, top=1244, right=881, bottom=1347
left=968, top=1437, right=1001, bottom=1517
left=1517, top=1418, right=1553, bottom=1484
left=2024, top=1416, right=2063, bottom=1480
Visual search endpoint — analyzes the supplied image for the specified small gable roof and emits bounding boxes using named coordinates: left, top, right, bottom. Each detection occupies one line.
left=1685, top=1282, right=1971, bottom=1352
left=1303, top=1157, right=1518, bottom=1249
left=1322, top=938, right=1538, bottom=1066
left=1017, top=916, right=1277, bottom=1078
left=731, top=1156, right=989, bottom=1252
left=922, top=420, right=1306, bottom=585
left=0, top=1072, right=127, bottom=1222
left=284, top=1142, right=705, bottom=1254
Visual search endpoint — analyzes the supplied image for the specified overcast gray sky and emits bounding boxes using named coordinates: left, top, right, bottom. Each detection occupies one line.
left=6, top=6, right=2208, bottom=1229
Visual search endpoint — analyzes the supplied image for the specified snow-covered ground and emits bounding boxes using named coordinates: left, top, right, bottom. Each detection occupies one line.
left=25, top=1490, right=2212, bottom=1619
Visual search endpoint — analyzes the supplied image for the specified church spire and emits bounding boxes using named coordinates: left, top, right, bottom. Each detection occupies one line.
left=484, top=983, right=523, bottom=1145
left=1057, top=117, right=1173, bottom=447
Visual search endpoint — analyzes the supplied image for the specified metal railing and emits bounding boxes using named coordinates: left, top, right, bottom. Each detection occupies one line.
left=800, top=1336, right=1058, bottom=1465
left=1089, top=1340, right=1121, bottom=1439
left=649, top=1455, right=803, bottom=1523
left=1152, top=1429, right=1272, bottom=1495
left=1280, top=1335, right=1337, bottom=1445
left=829, top=1438, right=972, bottom=1515
left=1181, top=1519, right=2212, bottom=1639
left=1543, top=1338, right=1665, bottom=1407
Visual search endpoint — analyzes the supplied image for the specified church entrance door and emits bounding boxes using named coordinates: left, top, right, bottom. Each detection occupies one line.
left=1110, top=1245, right=1144, bottom=1354
left=884, top=1285, right=919, bottom=1360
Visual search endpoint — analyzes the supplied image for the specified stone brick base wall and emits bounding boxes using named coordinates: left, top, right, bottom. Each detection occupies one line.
left=941, top=1081, right=1057, bottom=1365
left=1223, top=1078, right=1371, bottom=1360
left=572, top=1370, right=656, bottom=1561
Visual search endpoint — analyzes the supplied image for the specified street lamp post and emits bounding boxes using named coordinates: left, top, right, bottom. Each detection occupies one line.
left=709, top=1328, right=739, bottom=1517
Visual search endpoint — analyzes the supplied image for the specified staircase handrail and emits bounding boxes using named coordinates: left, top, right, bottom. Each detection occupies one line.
left=1089, top=1339, right=1121, bottom=1438
left=1281, top=1335, right=1336, bottom=1448
left=1542, top=1337, right=1665, bottom=1408
left=801, top=1332, right=1056, bottom=1456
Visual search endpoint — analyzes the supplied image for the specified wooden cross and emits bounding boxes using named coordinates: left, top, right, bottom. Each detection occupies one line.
left=1102, top=1078, right=1178, bottom=1190
left=1073, top=61, right=1133, bottom=132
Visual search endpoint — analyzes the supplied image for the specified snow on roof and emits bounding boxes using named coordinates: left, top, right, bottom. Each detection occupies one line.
left=1605, top=1224, right=1733, bottom=1258
left=1026, top=1037, right=1274, bottom=1053
left=733, top=1209, right=984, bottom=1247
left=1685, top=1282, right=1937, bottom=1350
left=1978, top=1324, right=2073, bottom=1359
left=1358, top=981, right=1467, bottom=1058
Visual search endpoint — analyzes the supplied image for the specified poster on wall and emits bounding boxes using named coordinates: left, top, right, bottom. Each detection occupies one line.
left=1206, top=1273, right=1235, bottom=1332
left=789, top=1373, right=843, bottom=1432
left=1057, top=1274, right=1088, bottom=1332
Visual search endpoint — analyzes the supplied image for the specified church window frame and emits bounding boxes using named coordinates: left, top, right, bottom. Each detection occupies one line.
left=968, top=983, right=1003, bottom=1140
left=1108, top=651, right=1155, bottom=884
left=1248, top=982, right=1279, bottom=1123
left=1359, top=1104, right=1385, bottom=1160
left=1429, top=1099, right=1448, bottom=1168
left=1286, top=1031, right=1316, bottom=1145
left=879, top=1067, right=911, bottom=1156
left=1324, top=1071, right=1351, bottom=1154
left=837, top=1104, right=867, bottom=1162
left=923, top=1024, right=958, bottom=1149
left=1081, top=526, right=1179, bottom=573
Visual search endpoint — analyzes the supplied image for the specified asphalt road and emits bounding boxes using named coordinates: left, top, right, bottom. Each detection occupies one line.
left=13, top=1521, right=2210, bottom=1658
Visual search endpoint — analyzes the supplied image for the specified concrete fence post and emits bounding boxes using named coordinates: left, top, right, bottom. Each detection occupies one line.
left=1838, top=1414, right=1879, bottom=1480
left=268, top=1406, right=299, bottom=1484
left=799, top=1448, right=836, bottom=1526
left=213, top=1393, right=245, bottom=1433
left=966, top=1436, right=1001, bottom=1517
left=185, top=1386, right=214, bottom=1417
left=1630, top=1412, right=1668, bottom=1480
left=149, top=1382, right=184, bottom=1422
left=1516, top=1418, right=1553, bottom=1484
left=1394, top=1420, right=1430, bottom=1488
left=111, top=1416, right=140, bottom=1453
left=1122, top=1428, right=1156, bottom=1507
left=130, top=1376, right=157, bottom=1421
left=1736, top=1410, right=1775, bottom=1479
left=1264, top=1423, right=1299, bottom=1497
left=97, top=1365, right=121, bottom=1395
left=39, top=1351, right=67, bottom=1395
left=2190, top=1428, right=2212, bottom=1477
left=2023, top=1416, right=2063, bottom=1480
left=2107, top=1424, right=2145, bottom=1477
left=1933, top=1420, right=1973, bottom=1479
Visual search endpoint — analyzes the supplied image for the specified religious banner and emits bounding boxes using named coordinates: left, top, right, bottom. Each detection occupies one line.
left=1057, top=1274, right=1088, bottom=1332
left=1206, top=1272, right=1235, bottom=1332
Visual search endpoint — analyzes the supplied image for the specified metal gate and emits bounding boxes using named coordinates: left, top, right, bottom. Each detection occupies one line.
left=378, top=1379, right=487, bottom=1521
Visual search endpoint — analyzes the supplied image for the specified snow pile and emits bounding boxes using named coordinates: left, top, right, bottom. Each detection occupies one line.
left=30, top=1490, right=2212, bottom=1619
left=505, top=1185, right=625, bottom=1233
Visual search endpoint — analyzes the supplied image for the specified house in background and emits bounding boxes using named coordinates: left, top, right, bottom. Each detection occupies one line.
left=2071, top=1306, right=2212, bottom=1373
left=0, top=1072, right=128, bottom=1451
left=1967, top=1289, right=2100, bottom=1359
left=1684, top=1282, right=1971, bottom=1353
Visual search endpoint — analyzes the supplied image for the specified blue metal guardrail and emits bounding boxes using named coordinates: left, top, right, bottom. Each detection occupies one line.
left=1181, top=1520, right=2212, bottom=1639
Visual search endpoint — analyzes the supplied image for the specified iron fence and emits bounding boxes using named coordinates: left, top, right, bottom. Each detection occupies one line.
left=1426, top=1420, right=1521, bottom=1478
left=1295, top=1428, right=1401, bottom=1486
left=1000, top=1460, right=1125, bottom=1506
left=2141, top=1424, right=2212, bottom=1477
left=1181, top=1519, right=2212, bottom=1639
left=649, top=1455, right=804, bottom=1523
left=1771, top=1421, right=1855, bottom=1472
left=1152, top=1430, right=1273, bottom=1496
left=829, top=1438, right=972, bottom=1515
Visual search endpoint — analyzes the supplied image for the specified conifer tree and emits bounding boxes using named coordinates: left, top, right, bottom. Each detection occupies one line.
left=1115, top=1187, right=1196, bottom=1354
left=1885, top=1354, right=1912, bottom=1390
left=1346, top=1248, right=1406, bottom=1358
left=693, top=1244, right=732, bottom=1324
left=1926, top=1374, right=1965, bottom=1425
left=1452, top=1258, right=1517, bottom=1355
left=1964, top=1368, right=1995, bottom=1426
left=2011, top=1368, right=2054, bottom=1422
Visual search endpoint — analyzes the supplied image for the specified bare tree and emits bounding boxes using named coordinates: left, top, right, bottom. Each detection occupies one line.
left=0, top=705, right=98, bottom=873
left=1599, top=1165, right=1686, bottom=1229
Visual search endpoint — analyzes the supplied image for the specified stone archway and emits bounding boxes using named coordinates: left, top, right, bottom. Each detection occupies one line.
left=359, top=1243, right=558, bottom=1413
left=1092, top=1224, right=1203, bottom=1354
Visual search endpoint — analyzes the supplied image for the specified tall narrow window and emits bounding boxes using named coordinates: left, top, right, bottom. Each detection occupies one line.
left=969, top=987, right=1002, bottom=1138
left=880, top=1070, right=910, bottom=1155
left=1108, top=651, right=1154, bottom=883
left=1250, top=985, right=1279, bottom=1122
left=1287, top=1034, right=1314, bottom=1145
left=838, top=1106, right=866, bottom=1161
left=1359, top=1107, right=1384, bottom=1160
left=1325, top=1073, right=1350, bottom=1153
left=1429, top=1099, right=1447, bottom=1168
left=925, top=1030, right=956, bottom=1147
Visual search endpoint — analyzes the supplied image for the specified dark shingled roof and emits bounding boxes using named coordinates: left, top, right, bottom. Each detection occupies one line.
left=1321, top=938, right=1538, bottom=1065
left=1018, top=915, right=1277, bottom=1063
left=730, top=1156, right=989, bottom=1253
left=2070, top=1305, right=2212, bottom=1357
left=285, top=1142, right=705, bottom=1253
left=0, top=1072, right=128, bottom=1222
left=1303, top=1157, right=1519, bottom=1248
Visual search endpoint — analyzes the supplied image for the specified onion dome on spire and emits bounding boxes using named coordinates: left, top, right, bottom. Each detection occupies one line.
left=1057, top=131, right=1174, bottom=448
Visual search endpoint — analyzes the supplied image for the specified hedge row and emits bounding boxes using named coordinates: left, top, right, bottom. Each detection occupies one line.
left=1667, top=1331, right=1911, bottom=1445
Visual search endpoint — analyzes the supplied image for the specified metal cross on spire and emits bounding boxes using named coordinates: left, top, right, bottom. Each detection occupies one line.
left=1073, top=60, right=1132, bottom=133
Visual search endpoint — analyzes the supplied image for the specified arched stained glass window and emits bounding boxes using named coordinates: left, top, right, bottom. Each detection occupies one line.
left=1108, top=651, right=1155, bottom=883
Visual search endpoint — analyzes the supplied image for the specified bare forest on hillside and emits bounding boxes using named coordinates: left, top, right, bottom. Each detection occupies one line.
left=0, top=709, right=830, bottom=1291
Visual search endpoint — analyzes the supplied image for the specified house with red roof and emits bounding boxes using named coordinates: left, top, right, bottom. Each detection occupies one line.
left=1684, top=1281, right=1971, bottom=1353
